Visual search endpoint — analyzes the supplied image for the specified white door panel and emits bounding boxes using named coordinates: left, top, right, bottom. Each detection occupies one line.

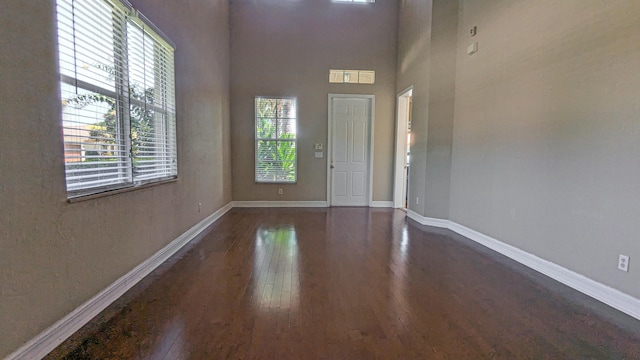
left=334, top=172, right=348, bottom=196
left=352, top=172, right=365, bottom=196
left=353, top=121, right=366, bottom=162
left=335, top=122, right=348, bottom=162
left=330, top=97, right=371, bottom=206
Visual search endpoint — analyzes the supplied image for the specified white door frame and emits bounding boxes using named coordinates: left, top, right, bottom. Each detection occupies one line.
left=393, top=86, right=413, bottom=208
left=327, top=94, right=375, bottom=206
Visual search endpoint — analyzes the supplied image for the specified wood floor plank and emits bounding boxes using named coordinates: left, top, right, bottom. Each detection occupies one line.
left=46, top=208, right=640, bottom=359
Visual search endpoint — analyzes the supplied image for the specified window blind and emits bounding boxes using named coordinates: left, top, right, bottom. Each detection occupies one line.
left=127, top=18, right=177, bottom=182
left=57, top=0, right=130, bottom=192
left=56, top=0, right=176, bottom=197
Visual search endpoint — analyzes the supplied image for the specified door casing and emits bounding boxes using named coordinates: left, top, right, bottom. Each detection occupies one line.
left=393, top=86, right=413, bottom=208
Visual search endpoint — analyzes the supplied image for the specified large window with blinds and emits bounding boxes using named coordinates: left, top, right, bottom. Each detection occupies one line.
left=56, top=0, right=176, bottom=198
left=255, top=97, right=297, bottom=183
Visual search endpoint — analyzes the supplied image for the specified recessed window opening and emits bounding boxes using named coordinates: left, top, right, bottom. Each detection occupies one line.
left=56, top=0, right=177, bottom=199
left=255, top=97, right=298, bottom=183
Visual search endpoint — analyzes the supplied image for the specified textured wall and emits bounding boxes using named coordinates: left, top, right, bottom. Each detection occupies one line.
left=396, top=0, right=457, bottom=218
left=0, top=0, right=231, bottom=357
left=450, top=0, right=640, bottom=298
left=230, top=0, right=398, bottom=202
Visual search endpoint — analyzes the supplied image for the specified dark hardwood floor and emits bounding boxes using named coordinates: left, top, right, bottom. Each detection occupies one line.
left=47, top=208, right=640, bottom=359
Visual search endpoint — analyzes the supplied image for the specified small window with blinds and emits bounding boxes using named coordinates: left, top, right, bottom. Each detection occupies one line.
left=255, top=97, right=297, bottom=183
left=56, top=0, right=177, bottom=198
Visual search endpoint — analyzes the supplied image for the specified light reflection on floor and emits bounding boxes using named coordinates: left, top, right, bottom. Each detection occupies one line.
left=143, top=316, right=186, bottom=360
left=252, top=226, right=299, bottom=311
left=389, top=224, right=411, bottom=327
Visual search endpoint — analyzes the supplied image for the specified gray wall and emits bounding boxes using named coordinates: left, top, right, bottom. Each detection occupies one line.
left=230, top=0, right=398, bottom=202
left=423, top=0, right=457, bottom=219
left=450, top=0, right=640, bottom=298
left=0, top=0, right=231, bottom=357
left=397, top=0, right=457, bottom=218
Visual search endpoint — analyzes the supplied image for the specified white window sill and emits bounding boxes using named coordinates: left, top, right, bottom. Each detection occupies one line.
left=66, top=178, right=178, bottom=204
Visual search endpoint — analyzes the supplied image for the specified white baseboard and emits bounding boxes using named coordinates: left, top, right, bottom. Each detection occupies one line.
left=444, top=221, right=640, bottom=321
left=406, top=209, right=451, bottom=228
left=232, top=201, right=328, bottom=208
left=370, top=201, right=393, bottom=208
left=232, top=200, right=394, bottom=208
left=6, top=202, right=234, bottom=360
left=405, top=209, right=640, bottom=320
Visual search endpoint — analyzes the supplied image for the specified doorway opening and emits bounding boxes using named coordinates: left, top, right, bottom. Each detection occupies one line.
left=393, top=87, right=412, bottom=209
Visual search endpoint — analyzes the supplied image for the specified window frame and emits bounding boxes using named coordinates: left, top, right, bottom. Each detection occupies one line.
left=56, top=0, right=177, bottom=200
left=255, top=96, right=298, bottom=184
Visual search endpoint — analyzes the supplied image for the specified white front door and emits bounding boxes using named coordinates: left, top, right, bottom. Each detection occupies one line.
left=329, top=97, right=372, bottom=206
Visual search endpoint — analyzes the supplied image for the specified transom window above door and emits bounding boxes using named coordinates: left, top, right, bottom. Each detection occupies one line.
left=333, top=0, right=375, bottom=3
